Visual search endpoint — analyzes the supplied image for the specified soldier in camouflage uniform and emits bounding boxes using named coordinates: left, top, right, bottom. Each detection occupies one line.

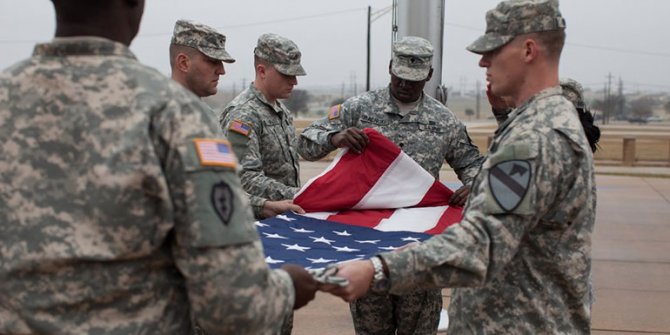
left=170, top=21, right=303, bottom=223
left=170, top=19, right=235, bottom=97
left=219, top=33, right=306, bottom=221
left=0, top=1, right=318, bottom=334
left=328, top=0, right=597, bottom=334
left=298, top=37, right=484, bottom=335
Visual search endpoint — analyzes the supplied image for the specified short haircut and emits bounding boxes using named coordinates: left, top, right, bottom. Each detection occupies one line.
left=52, top=0, right=110, bottom=22
left=169, top=44, right=198, bottom=68
left=254, top=55, right=272, bottom=69
left=529, top=29, right=566, bottom=59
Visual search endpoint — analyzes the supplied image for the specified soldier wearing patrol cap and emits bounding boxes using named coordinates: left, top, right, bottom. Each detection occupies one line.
left=219, top=33, right=306, bottom=222
left=299, top=36, right=484, bottom=335
left=326, top=0, right=597, bottom=333
left=0, top=1, right=320, bottom=333
left=219, top=32, right=308, bottom=335
left=170, top=19, right=235, bottom=98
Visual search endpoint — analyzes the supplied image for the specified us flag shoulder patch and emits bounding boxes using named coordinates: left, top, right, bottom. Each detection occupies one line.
left=194, top=138, right=236, bottom=168
left=229, top=120, right=251, bottom=137
left=328, top=104, right=341, bottom=120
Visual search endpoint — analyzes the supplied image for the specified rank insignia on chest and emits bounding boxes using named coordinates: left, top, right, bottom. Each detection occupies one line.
left=229, top=120, right=251, bottom=137
left=489, top=160, right=531, bottom=212
left=328, top=104, right=341, bottom=120
left=194, top=139, right=237, bottom=168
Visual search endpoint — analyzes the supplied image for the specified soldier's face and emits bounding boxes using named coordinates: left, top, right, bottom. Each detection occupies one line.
left=478, top=38, right=524, bottom=100
left=186, top=52, right=225, bottom=98
left=389, top=74, right=426, bottom=103
left=266, top=66, right=297, bottom=101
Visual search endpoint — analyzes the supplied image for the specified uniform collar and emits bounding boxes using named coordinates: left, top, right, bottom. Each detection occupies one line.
left=33, top=36, right=137, bottom=60
left=496, top=85, right=563, bottom=135
left=249, top=83, right=285, bottom=115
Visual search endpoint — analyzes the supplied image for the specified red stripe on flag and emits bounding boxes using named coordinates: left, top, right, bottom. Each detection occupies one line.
left=294, top=128, right=401, bottom=212
left=424, top=205, right=463, bottom=235
left=415, top=181, right=454, bottom=207
left=326, top=209, right=395, bottom=229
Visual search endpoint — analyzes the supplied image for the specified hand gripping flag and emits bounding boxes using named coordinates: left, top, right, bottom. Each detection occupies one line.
left=259, top=128, right=463, bottom=269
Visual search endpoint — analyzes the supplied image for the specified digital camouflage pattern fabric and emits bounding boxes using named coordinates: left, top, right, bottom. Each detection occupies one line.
left=299, top=86, right=483, bottom=180
left=391, top=36, right=433, bottom=81
left=0, top=37, right=294, bottom=334
left=254, top=33, right=305, bottom=76
left=220, top=84, right=301, bottom=219
left=171, top=19, right=235, bottom=62
left=298, top=86, right=484, bottom=334
left=467, top=0, right=566, bottom=54
left=380, top=87, right=596, bottom=334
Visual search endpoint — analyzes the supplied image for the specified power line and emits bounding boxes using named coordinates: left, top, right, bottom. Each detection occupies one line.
left=445, top=22, right=670, bottom=59
left=0, top=7, right=367, bottom=44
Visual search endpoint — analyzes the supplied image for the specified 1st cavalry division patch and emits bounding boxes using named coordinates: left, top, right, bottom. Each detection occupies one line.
left=488, top=160, right=531, bottom=212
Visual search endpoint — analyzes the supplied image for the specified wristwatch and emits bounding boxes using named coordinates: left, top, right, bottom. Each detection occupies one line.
left=370, top=256, right=390, bottom=293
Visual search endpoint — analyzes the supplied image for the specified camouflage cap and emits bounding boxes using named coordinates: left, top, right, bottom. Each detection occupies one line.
left=391, top=36, right=433, bottom=81
left=254, top=33, right=306, bottom=76
left=560, top=78, right=585, bottom=107
left=171, top=20, right=235, bottom=63
left=467, top=0, right=566, bottom=54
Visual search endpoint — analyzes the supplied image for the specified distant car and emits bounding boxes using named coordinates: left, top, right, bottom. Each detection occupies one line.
left=646, top=115, right=664, bottom=122
left=627, top=116, right=648, bottom=124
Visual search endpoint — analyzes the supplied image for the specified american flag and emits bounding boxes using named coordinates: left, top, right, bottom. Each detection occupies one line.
left=194, top=139, right=236, bottom=168
left=257, top=212, right=430, bottom=269
left=229, top=120, right=251, bottom=136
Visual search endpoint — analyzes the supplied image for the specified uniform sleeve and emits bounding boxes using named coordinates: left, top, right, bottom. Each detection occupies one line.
left=221, top=106, right=299, bottom=201
left=154, top=95, right=294, bottom=334
left=247, top=193, right=267, bottom=220
left=444, top=121, right=485, bottom=185
left=380, top=133, right=573, bottom=294
left=297, top=103, right=361, bottom=161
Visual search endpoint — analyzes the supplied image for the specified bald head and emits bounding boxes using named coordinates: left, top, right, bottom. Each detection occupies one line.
left=52, top=0, right=145, bottom=46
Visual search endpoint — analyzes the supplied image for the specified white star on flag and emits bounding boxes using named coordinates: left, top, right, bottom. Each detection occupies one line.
left=276, top=214, right=296, bottom=221
left=282, top=243, right=311, bottom=252
left=307, top=257, right=337, bottom=264
left=333, top=230, right=352, bottom=236
left=311, top=236, right=336, bottom=245
left=265, top=256, right=284, bottom=264
left=332, top=246, right=361, bottom=252
left=263, top=233, right=288, bottom=239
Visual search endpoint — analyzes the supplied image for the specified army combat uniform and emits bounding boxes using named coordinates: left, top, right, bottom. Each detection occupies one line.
left=299, top=85, right=484, bottom=334
left=379, top=87, right=596, bottom=333
left=220, top=84, right=301, bottom=217
left=0, top=37, right=294, bottom=334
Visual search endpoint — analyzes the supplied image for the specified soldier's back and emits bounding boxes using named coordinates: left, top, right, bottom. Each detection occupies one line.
left=0, top=37, right=210, bottom=334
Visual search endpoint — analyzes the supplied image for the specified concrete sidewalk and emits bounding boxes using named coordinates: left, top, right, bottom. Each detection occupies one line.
left=291, top=161, right=670, bottom=334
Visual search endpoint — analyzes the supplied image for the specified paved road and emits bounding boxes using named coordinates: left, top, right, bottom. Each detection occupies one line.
left=291, top=161, right=670, bottom=335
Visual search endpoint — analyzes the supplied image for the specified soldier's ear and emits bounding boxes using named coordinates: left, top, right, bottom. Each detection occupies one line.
left=176, top=53, right=191, bottom=72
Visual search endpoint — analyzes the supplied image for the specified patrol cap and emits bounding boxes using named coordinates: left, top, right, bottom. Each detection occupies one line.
left=391, top=36, right=433, bottom=81
left=171, top=19, right=235, bottom=63
left=560, top=78, right=585, bottom=107
left=467, top=0, right=566, bottom=54
left=254, top=33, right=306, bottom=76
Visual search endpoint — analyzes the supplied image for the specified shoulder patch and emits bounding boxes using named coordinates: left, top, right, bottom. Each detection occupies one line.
left=229, top=120, right=252, bottom=137
left=328, top=104, right=341, bottom=120
left=193, top=138, right=237, bottom=168
left=211, top=182, right=234, bottom=225
left=488, top=160, right=532, bottom=212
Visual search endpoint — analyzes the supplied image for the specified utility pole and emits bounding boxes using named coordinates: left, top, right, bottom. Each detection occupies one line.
left=366, top=6, right=371, bottom=92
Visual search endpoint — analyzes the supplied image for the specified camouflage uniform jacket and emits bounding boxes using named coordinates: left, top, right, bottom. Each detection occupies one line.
left=0, top=37, right=294, bottom=335
left=220, top=85, right=301, bottom=218
left=298, top=86, right=483, bottom=181
left=381, top=87, right=596, bottom=334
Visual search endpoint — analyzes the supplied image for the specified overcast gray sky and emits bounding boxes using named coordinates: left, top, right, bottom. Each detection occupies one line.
left=1, top=0, right=669, bottom=93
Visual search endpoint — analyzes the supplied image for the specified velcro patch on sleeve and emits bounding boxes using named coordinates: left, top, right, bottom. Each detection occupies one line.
left=228, top=120, right=251, bottom=137
left=193, top=138, right=237, bottom=168
left=328, top=104, right=342, bottom=120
